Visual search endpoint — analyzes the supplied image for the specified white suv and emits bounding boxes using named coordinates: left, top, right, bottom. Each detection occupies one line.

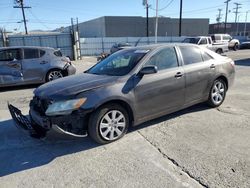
left=210, top=34, right=240, bottom=51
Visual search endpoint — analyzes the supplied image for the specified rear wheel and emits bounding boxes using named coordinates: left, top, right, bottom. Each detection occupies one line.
left=207, top=79, right=227, bottom=107
left=46, top=69, right=63, bottom=82
left=216, top=48, right=223, bottom=54
left=88, top=104, right=129, bottom=144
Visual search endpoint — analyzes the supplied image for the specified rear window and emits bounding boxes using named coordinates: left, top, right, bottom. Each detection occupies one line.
left=54, top=50, right=62, bottom=57
left=24, top=48, right=39, bottom=59
left=179, top=46, right=203, bottom=65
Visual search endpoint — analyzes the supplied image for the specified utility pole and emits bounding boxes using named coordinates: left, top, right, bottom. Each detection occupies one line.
left=217, top=9, right=223, bottom=23
left=179, top=0, right=183, bottom=37
left=155, top=0, right=159, bottom=43
left=13, top=0, right=31, bottom=35
left=233, top=3, right=242, bottom=23
left=224, top=0, right=231, bottom=34
left=244, top=11, right=249, bottom=36
left=143, top=0, right=149, bottom=37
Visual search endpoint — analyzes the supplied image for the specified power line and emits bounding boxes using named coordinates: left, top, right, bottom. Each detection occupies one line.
left=27, top=9, right=51, bottom=30
left=150, top=0, right=175, bottom=11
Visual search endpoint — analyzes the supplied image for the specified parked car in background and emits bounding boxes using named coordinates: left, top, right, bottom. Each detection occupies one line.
left=0, top=46, right=76, bottom=87
left=110, top=42, right=132, bottom=54
left=210, top=34, right=240, bottom=51
left=183, top=36, right=228, bottom=54
left=9, top=43, right=235, bottom=144
left=239, top=41, right=250, bottom=49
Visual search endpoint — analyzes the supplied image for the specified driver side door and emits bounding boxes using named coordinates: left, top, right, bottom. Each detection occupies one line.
left=0, top=48, right=23, bottom=86
left=134, top=47, right=185, bottom=122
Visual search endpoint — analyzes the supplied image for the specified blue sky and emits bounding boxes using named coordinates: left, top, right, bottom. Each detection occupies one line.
left=0, top=0, right=249, bottom=32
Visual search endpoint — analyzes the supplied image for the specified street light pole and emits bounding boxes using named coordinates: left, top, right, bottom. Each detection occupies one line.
left=179, top=0, right=183, bottom=36
left=155, top=0, right=158, bottom=43
left=244, top=11, right=249, bottom=36
left=236, top=14, right=241, bottom=35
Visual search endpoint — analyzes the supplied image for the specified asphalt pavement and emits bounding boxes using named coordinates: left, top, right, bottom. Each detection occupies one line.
left=0, top=50, right=250, bottom=188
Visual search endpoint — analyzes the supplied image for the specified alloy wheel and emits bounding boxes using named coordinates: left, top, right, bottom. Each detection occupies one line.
left=99, top=110, right=126, bottom=141
left=211, top=81, right=225, bottom=105
left=48, top=70, right=63, bottom=81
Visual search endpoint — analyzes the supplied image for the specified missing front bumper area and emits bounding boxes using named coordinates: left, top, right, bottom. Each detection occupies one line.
left=8, top=103, right=88, bottom=139
left=8, top=103, right=47, bottom=138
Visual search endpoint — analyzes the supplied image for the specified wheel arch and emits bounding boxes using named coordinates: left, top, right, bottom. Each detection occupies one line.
left=215, top=75, right=228, bottom=90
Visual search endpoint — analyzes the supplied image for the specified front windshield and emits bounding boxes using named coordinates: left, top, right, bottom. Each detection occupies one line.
left=183, top=38, right=200, bottom=44
left=87, top=49, right=148, bottom=76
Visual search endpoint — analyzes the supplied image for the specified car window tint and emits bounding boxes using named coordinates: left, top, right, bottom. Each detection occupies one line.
left=0, top=49, right=21, bottom=61
left=145, top=47, right=178, bottom=71
left=54, top=50, right=62, bottom=57
left=200, top=38, right=207, bottom=44
left=24, top=49, right=39, bottom=59
left=202, top=51, right=213, bottom=61
left=40, top=50, right=46, bottom=57
left=179, top=46, right=203, bottom=65
left=208, top=38, right=212, bottom=44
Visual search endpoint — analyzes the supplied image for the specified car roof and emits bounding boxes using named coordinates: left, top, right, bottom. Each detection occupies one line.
left=0, top=46, right=55, bottom=50
left=122, top=43, right=198, bottom=51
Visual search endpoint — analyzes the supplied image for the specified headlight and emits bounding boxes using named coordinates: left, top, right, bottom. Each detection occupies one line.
left=45, top=98, right=86, bottom=116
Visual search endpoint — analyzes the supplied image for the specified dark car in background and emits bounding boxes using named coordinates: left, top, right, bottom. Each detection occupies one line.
left=9, top=44, right=235, bottom=144
left=110, top=42, right=132, bottom=54
left=240, top=41, right=250, bottom=49
left=0, top=46, right=76, bottom=87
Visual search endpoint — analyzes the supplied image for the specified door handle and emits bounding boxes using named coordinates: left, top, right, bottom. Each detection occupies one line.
left=210, top=64, right=216, bottom=69
left=40, top=61, right=48, bottom=64
left=175, top=72, right=183, bottom=78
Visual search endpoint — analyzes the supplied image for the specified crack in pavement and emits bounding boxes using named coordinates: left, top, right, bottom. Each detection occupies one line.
left=216, top=107, right=248, bottom=117
left=137, top=130, right=209, bottom=188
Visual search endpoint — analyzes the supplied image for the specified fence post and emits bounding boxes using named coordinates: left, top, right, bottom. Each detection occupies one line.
left=101, top=37, right=104, bottom=53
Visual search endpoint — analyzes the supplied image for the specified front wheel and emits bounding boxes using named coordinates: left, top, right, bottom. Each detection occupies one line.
left=88, top=104, right=129, bottom=144
left=216, top=48, right=223, bottom=54
left=207, top=79, right=227, bottom=107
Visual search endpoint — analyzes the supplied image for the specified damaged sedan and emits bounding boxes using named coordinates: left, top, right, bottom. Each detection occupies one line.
left=8, top=44, right=235, bottom=144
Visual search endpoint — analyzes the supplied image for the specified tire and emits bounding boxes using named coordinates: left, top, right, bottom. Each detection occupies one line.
left=233, top=43, right=239, bottom=51
left=216, top=48, right=223, bottom=54
left=88, top=104, right=129, bottom=144
left=46, top=69, right=64, bottom=82
left=207, top=79, right=227, bottom=107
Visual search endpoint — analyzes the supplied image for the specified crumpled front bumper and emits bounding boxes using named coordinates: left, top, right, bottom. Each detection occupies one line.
left=8, top=103, right=88, bottom=139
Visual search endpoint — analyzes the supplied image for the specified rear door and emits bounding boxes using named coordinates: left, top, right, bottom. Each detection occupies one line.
left=0, top=48, right=23, bottom=86
left=22, top=48, right=47, bottom=82
left=134, top=47, right=185, bottom=121
left=179, top=46, right=216, bottom=105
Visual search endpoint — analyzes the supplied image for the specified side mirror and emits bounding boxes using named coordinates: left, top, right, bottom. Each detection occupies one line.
left=139, top=65, right=158, bottom=75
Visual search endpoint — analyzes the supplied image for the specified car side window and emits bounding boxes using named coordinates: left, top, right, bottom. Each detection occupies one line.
left=24, top=49, right=39, bottom=59
left=40, top=50, right=46, bottom=57
left=199, top=38, right=207, bottom=44
left=144, top=47, right=178, bottom=71
left=0, top=49, right=21, bottom=61
left=179, top=46, right=203, bottom=65
left=201, top=51, right=213, bottom=61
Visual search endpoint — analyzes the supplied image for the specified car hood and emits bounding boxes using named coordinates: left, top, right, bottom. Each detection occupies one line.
left=34, top=73, right=118, bottom=100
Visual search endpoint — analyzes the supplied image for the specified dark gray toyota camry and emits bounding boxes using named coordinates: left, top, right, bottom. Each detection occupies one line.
left=9, top=43, right=235, bottom=144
